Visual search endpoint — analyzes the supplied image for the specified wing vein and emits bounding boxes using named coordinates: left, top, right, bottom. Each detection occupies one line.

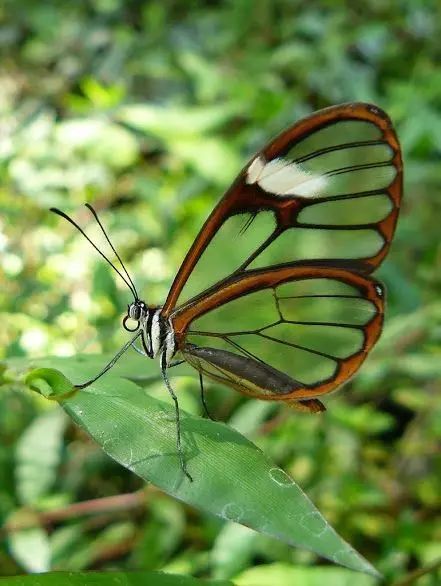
left=295, top=222, right=381, bottom=231
left=294, top=139, right=387, bottom=164
left=224, top=336, right=270, bottom=366
left=325, top=160, right=393, bottom=177
left=277, top=294, right=362, bottom=300
left=309, top=189, right=390, bottom=203
left=258, top=332, right=341, bottom=362
left=280, top=320, right=365, bottom=330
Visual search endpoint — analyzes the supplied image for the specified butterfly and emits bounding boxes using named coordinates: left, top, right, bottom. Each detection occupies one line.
left=52, top=102, right=402, bottom=481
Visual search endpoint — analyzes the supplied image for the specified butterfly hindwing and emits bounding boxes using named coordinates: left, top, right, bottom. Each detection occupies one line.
left=170, top=266, right=384, bottom=404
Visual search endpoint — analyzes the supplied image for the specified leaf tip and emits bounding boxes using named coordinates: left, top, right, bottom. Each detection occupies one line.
left=25, top=368, right=76, bottom=401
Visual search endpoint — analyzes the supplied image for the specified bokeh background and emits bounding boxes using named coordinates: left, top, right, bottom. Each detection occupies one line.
left=0, top=1, right=440, bottom=583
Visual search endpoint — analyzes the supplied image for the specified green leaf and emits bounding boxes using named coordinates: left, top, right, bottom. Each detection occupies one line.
left=171, top=137, right=240, bottom=183
left=132, top=497, right=185, bottom=569
left=7, top=521, right=50, bottom=574
left=0, top=571, right=233, bottom=586
left=56, top=120, right=139, bottom=169
left=117, top=103, right=241, bottom=183
left=117, top=104, right=239, bottom=138
left=234, top=562, right=378, bottom=585
left=329, top=404, right=395, bottom=435
left=211, top=523, right=258, bottom=580
left=25, top=368, right=75, bottom=400
left=23, top=359, right=380, bottom=578
left=15, top=409, right=67, bottom=505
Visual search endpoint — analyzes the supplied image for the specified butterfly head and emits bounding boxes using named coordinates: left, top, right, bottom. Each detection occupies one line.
left=123, top=300, right=148, bottom=332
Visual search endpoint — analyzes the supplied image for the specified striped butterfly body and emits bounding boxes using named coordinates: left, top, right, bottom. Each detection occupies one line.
left=52, top=102, right=403, bottom=481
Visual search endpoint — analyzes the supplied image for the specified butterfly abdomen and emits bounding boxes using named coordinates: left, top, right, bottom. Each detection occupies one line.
left=183, top=343, right=303, bottom=397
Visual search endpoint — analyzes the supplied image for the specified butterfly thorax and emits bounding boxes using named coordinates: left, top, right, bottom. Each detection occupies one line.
left=124, top=301, right=176, bottom=366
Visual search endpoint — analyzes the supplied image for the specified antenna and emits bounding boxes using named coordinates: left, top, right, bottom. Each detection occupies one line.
left=50, top=207, right=138, bottom=300
left=84, top=203, right=139, bottom=300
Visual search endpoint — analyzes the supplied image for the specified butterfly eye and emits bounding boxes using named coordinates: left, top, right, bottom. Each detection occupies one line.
left=123, top=302, right=146, bottom=331
left=128, top=303, right=141, bottom=320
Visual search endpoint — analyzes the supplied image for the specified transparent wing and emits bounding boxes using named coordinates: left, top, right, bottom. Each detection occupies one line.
left=163, top=103, right=402, bottom=316
left=171, top=266, right=384, bottom=408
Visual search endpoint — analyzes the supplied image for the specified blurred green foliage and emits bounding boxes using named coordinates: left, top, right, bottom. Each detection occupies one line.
left=0, top=0, right=440, bottom=583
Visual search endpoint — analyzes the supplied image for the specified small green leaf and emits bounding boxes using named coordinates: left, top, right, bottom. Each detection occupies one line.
left=117, top=104, right=239, bottom=137
left=25, top=368, right=75, bottom=400
left=56, top=119, right=139, bottom=169
left=171, top=137, right=240, bottom=183
left=234, top=562, right=378, bottom=585
left=330, top=404, right=395, bottom=435
left=212, top=523, right=258, bottom=579
left=7, top=512, right=50, bottom=574
left=15, top=409, right=67, bottom=505
left=22, top=358, right=380, bottom=578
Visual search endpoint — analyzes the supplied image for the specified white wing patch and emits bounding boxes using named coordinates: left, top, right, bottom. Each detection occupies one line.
left=246, top=155, right=328, bottom=198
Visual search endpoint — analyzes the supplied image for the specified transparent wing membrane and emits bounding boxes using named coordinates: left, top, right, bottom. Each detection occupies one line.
left=248, top=228, right=384, bottom=268
left=285, top=120, right=382, bottom=158
left=174, top=212, right=276, bottom=304
left=298, top=195, right=393, bottom=225
left=180, top=273, right=383, bottom=400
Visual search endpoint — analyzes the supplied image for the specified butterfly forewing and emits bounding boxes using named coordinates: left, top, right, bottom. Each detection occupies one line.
left=163, top=103, right=401, bottom=314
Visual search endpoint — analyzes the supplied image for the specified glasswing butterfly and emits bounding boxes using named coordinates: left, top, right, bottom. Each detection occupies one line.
left=52, top=102, right=402, bottom=481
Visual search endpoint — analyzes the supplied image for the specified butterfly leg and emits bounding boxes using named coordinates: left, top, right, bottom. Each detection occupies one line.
left=161, top=355, right=193, bottom=482
left=133, top=341, right=185, bottom=368
left=75, top=330, right=142, bottom=389
left=199, top=372, right=215, bottom=421
left=168, top=359, right=186, bottom=368
left=131, top=344, right=184, bottom=368
left=131, top=341, right=147, bottom=357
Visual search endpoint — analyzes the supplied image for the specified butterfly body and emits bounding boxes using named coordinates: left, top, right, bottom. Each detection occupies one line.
left=124, top=302, right=177, bottom=366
